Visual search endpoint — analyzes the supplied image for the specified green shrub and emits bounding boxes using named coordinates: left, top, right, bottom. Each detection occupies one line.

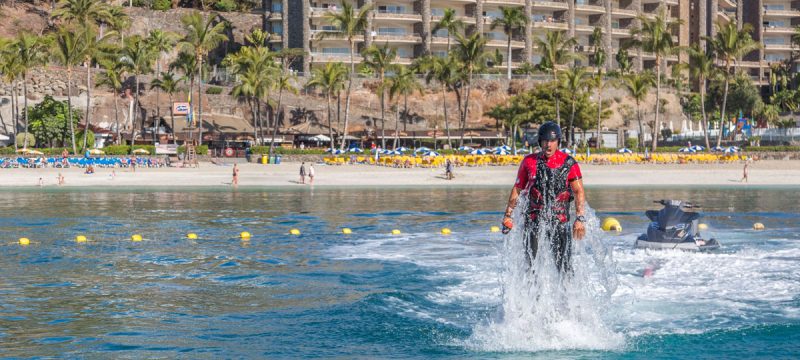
left=743, top=146, right=800, bottom=152
left=132, top=0, right=150, bottom=7
left=103, top=145, right=130, bottom=155
left=73, top=129, right=95, bottom=151
left=132, top=145, right=156, bottom=155
left=205, top=86, right=224, bottom=95
left=625, top=137, right=638, bottom=149
left=152, top=0, right=170, bottom=10
left=177, top=145, right=209, bottom=155
left=213, top=0, right=237, bottom=12
left=0, top=147, right=15, bottom=155
left=15, top=133, right=35, bottom=148
left=249, top=146, right=325, bottom=155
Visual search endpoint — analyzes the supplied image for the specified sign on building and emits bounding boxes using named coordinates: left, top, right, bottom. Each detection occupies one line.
left=173, top=102, right=190, bottom=115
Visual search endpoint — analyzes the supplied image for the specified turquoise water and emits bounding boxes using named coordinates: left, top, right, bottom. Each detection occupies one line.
left=0, top=187, right=799, bottom=358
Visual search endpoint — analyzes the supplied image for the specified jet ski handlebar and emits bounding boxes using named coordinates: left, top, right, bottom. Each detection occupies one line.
left=654, top=200, right=701, bottom=208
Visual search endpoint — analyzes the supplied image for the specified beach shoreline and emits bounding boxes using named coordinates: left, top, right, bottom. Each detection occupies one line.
left=1, top=160, right=798, bottom=188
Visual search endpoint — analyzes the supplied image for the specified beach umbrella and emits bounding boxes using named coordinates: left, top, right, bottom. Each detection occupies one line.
left=325, top=148, right=336, bottom=153
left=724, top=146, right=739, bottom=153
left=469, top=149, right=487, bottom=155
left=89, top=149, right=106, bottom=155
left=493, top=145, right=511, bottom=152
left=494, top=149, right=511, bottom=155
left=711, top=146, right=725, bottom=152
left=348, top=147, right=363, bottom=153
left=423, top=151, right=440, bottom=156
left=560, top=148, right=575, bottom=155
left=132, top=148, right=148, bottom=155
left=515, top=148, right=530, bottom=154
left=690, top=145, right=705, bottom=151
left=371, top=147, right=383, bottom=154
left=678, top=147, right=695, bottom=153
left=15, top=148, right=30, bottom=154
left=414, top=146, right=431, bottom=153
left=28, top=150, right=44, bottom=155
left=395, top=147, right=408, bottom=152
left=457, top=146, right=473, bottom=151
left=383, top=150, right=401, bottom=155
left=617, top=148, right=633, bottom=153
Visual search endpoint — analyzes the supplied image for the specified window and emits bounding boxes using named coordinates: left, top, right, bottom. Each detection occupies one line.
left=377, top=27, right=407, bottom=35
left=322, top=48, right=349, bottom=54
left=434, top=29, right=448, bottom=37
left=396, top=48, right=410, bottom=58
left=271, top=23, right=283, bottom=35
left=763, top=37, right=786, bottom=45
left=433, top=50, right=447, bottom=58
left=765, top=54, right=787, bottom=62
left=431, top=8, right=445, bottom=16
left=378, top=5, right=405, bottom=13
left=764, top=4, right=785, bottom=10
left=271, top=2, right=282, bottom=12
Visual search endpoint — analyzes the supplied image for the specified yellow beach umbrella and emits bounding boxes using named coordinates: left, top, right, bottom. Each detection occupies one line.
left=132, top=148, right=149, bottom=155
left=89, top=149, right=105, bottom=155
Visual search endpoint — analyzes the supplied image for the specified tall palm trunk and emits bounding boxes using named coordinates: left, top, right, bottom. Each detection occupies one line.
left=155, top=61, right=161, bottom=145
left=380, top=73, right=386, bottom=148
left=700, top=78, right=710, bottom=149
left=569, top=96, right=576, bottom=146
left=506, top=36, right=512, bottom=80
left=595, top=83, right=602, bottom=149
left=340, top=39, right=355, bottom=150
left=392, top=102, right=399, bottom=149
left=250, top=98, right=258, bottom=142
left=82, top=64, right=92, bottom=151
left=23, top=73, right=30, bottom=149
left=636, top=100, right=643, bottom=150
left=326, top=93, right=334, bottom=147
left=66, top=68, right=77, bottom=153
left=442, top=84, right=451, bottom=148
left=113, top=87, right=121, bottom=145
left=169, top=94, right=175, bottom=145
left=460, top=69, right=472, bottom=147
left=403, top=92, right=408, bottom=132
left=130, top=74, right=139, bottom=150
left=197, top=54, right=204, bottom=146
left=652, top=57, right=661, bottom=151
left=717, top=63, right=731, bottom=148
left=268, top=86, right=284, bottom=161
left=11, top=82, right=17, bottom=150
left=553, top=70, right=561, bottom=125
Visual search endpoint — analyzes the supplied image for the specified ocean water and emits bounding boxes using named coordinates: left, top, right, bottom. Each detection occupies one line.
left=0, top=187, right=798, bottom=359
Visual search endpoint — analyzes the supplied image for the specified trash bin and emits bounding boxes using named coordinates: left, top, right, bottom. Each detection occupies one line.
left=261, top=154, right=268, bottom=164
left=275, top=155, right=282, bottom=164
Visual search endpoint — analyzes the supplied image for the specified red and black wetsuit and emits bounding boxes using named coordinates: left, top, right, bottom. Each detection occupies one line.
left=514, top=150, right=582, bottom=272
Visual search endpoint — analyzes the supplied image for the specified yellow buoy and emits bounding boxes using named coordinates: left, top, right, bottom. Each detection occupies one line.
left=441, top=228, right=451, bottom=235
left=341, top=228, right=352, bottom=234
left=698, top=223, right=708, bottom=231
left=240, top=231, right=251, bottom=239
left=601, top=217, right=622, bottom=232
left=75, top=235, right=87, bottom=243
left=753, top=222, right=765, bottom=230
left=187, top=233, right=198, bottom=240
left=18, top=237, right=30, bottom=246
left=391, top=229, right=401, bottom=235
left=131, top=234, right=143, bottom=242
left=289, top=229, right=301, bottom=235
left=490, top=226, right=500, bottom=233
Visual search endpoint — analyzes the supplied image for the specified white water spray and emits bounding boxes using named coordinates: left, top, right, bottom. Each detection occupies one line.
left=468, top=195, right=625, bottom=352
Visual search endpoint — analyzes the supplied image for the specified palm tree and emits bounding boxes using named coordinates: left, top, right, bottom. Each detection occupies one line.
left=79, top=27, right=113, bottom=152
left=307, top=62, right=348, bottom=152
left=146, top=29, right=178, bottom=143
left=535, top=30, right=580, bottom=125
left=362, top=43, right=397, bottom=148
left=415, top=55, right=460, bottom=148
left=454, top=33, right=489, bottom=147
left=179, top=11, right=227, bottom=145
left=431, top=8, right=464, bottom=52
left=687, top=44, right=715, bottom=149
left=12, top=32, right=49, bottom=149
left=225, top=40, right=276, bottom=146
left=96, top=58, right=126, bottom=145
left=319, top=1, right=371, bottom=150
left=707, top=20, right=760, bottom=147
left=50, top=28, right=86, bottom=154
left=269, top=70, right=298, bottom=161
left=119, top=35, right=156, bottom=149
left=621, top=71, right=655, bottom=150
left=387, top=65, right=421, bottom=148
left=0, top=39, right=23, bottom=149
left=150, top=72, right=182, bottom=145
left=490, top=6, right=527, bottom=80
left=52, top=0, right=111, bottom=28
left=631, top=5, right=683, bottom=151
left=589, top=27, right=607, bottom=149
left=559, top=67, right=588, bottom=146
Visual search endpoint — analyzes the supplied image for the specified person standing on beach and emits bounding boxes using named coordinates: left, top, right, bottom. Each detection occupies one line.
left=308, top=164, right=315, bottom=185
left=232, top=163, right=239, bottom=186
left=299, top=162, right=306, bottom=184
left=501, top=122, right=586, bottom=273
left=740, top=161, right=749, bottom=183
left=445, top=159, right=454, bottom=180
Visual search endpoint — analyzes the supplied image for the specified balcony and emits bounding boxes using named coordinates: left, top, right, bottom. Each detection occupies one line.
left=763, top=26, right=796, bottom=34
left=431, top=14, right=476, bottom=25
left=611, top=6, right=637, bottom=17
left=532, top=19, right=569, bottom=30
left=311, top=7, right=341, bottom=18
left=764, top=43, right=794, bottom=51
left=310, top=30, right=363, bottom=42
left=484, top=0, right=525, bottom=5
left=268, top=34, right=283, bottom=43
left=762, top=8, right=800, bottom=18
left=371, top=33, right=422, bottom=44
left=718, top=10, right=731, bottom=23
left=575, top=23, right=598, bottom=33
left=374, top=9, right=422, bottom=22
left=663, top=0, right=679, bottom=5
left=720, top=0, right=736, bottom=8
left=534, top=1, right=568, bottom=10
left=309, top=52, right=355, bottom=63
left=611, top=26, right=633, bottom=37
left=484, top=34, right=525, bottom=48
left=575, top=3, right=606, bottom=14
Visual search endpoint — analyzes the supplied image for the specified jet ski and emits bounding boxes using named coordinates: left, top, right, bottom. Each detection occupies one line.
left=635, top=200, right=720, bottom=251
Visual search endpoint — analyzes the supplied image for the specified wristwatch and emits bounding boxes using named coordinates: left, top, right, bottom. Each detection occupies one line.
left=575, top=215, right=586, bottom=223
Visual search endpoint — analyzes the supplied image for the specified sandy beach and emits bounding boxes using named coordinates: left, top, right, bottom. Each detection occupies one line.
left=1, top=160, right=798, bottom=188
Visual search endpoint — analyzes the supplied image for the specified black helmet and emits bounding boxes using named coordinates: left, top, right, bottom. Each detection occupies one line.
left=537, top=122, right=562, bottom=142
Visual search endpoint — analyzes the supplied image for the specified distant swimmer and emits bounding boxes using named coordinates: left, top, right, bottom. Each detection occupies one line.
left=502, top=122, right=587, bottom=273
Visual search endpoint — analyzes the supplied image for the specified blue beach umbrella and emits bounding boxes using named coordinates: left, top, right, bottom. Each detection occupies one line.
left=515, top=148, right=530, bottom=154
left=617, top=148, right=633, bottom=153
left=395, top=147, right=409, bottom=153
left=724, top=146, right=739, bottom=153
left=679, top=147, right=695, bottom=153
left=690, top=145, right=705, bottom=151
left=711, top=146, right=725, bottom=152
left=423, top=151, right=440, bottom=156
left=469, top=149, right=487, bottom=155
left=494, top=145, right=511, bottom=152
left=457, top=146, right=473, bottom=151
left=414, top=146, right=431, bottom=153
left=348, top=147, right=363, bottom=153
left=494, top=149, right=511, bottom=155
left=560, top=148, right=575, bottom=155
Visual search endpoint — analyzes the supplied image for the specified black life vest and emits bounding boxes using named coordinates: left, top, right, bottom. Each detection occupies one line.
left=527, top=154, right=576, bottom=223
